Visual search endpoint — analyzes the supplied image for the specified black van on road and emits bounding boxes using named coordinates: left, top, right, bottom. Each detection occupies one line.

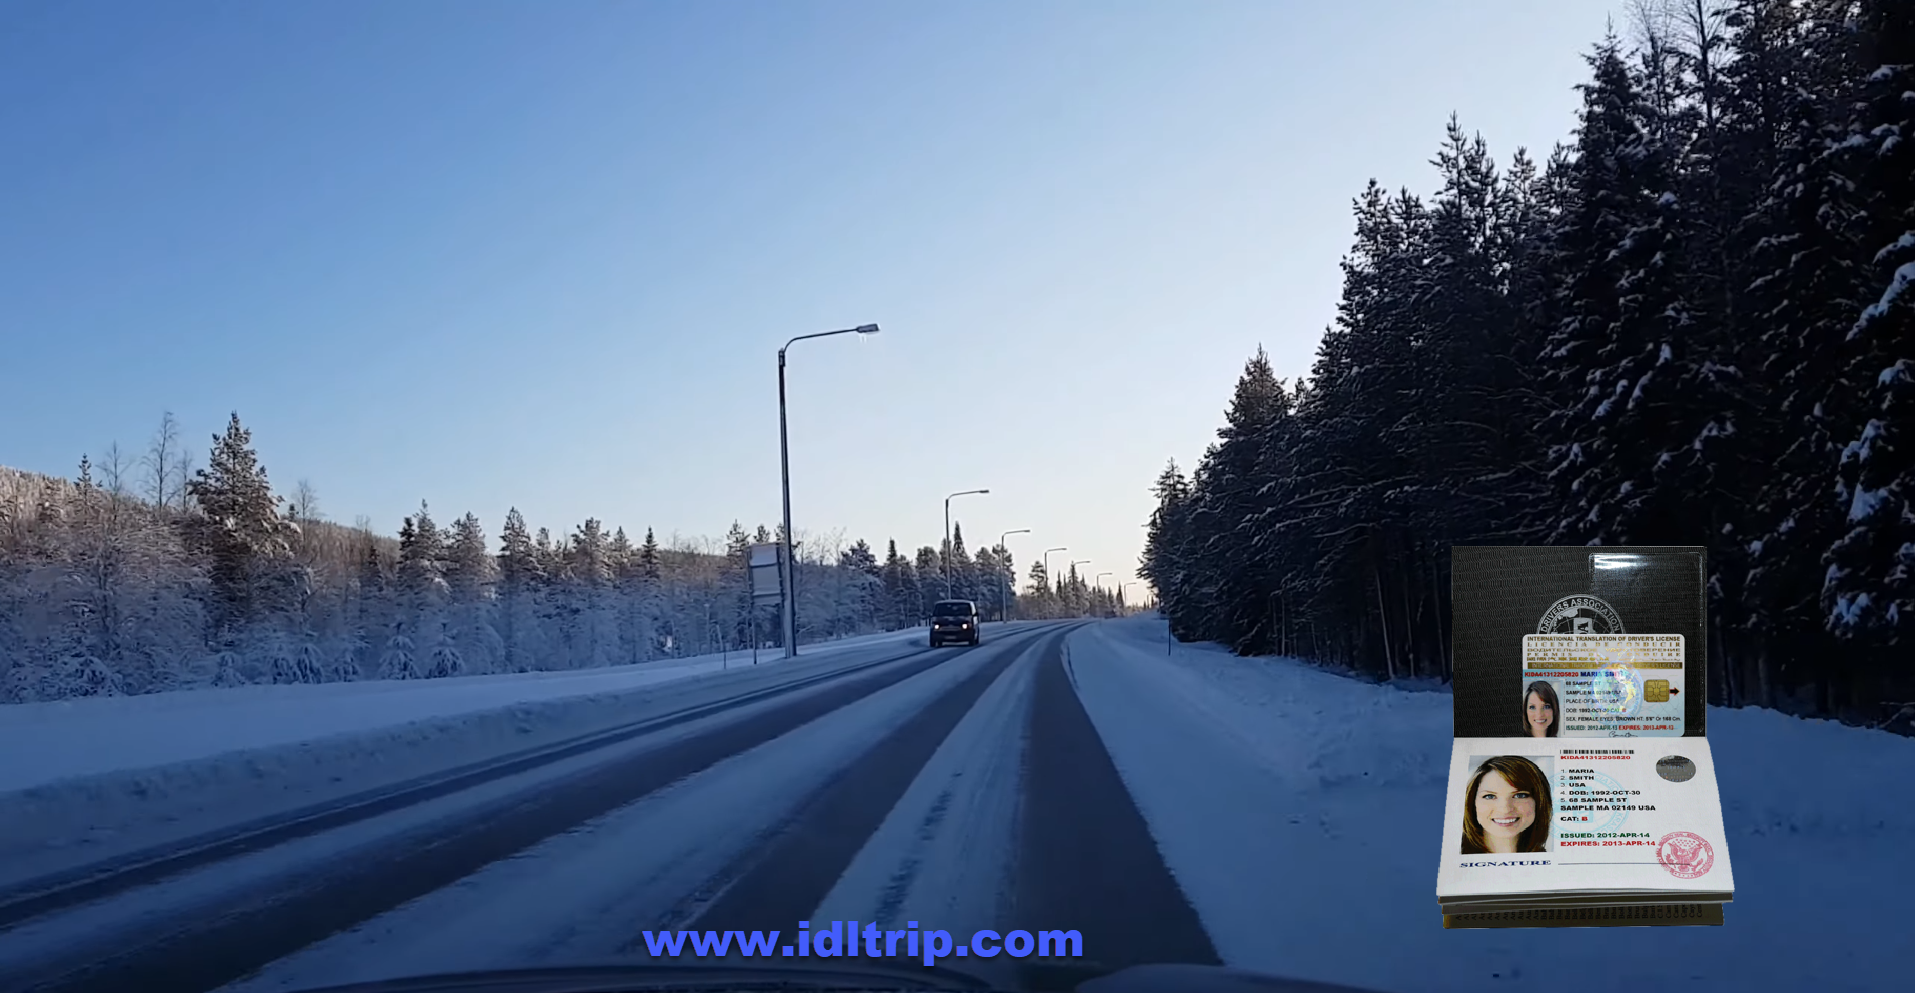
left=929, top=599, right=981, bottom=647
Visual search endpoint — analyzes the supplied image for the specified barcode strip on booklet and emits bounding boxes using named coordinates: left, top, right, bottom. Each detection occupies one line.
left=1444, top=904, right=1727, bottom=929
left=1562, top=749, right=1635, bottom=755
left=1453, top=905, right=1716, bottom=923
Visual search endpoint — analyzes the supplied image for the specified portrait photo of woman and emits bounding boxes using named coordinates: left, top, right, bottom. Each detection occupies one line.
left=1459, top=755, right=1553, bottom=855
left=1523, top=679, right=1560, bottom=738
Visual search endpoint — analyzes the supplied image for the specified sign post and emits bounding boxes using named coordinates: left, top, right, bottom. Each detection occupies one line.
left=749, top=542, right=785, bottom=664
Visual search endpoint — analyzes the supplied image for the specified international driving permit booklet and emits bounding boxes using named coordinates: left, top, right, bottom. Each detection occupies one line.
left=1437, top=547, right=1734, bottom=928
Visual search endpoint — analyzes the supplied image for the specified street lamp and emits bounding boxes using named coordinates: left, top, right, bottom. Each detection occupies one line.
left=779, top=323, right=880, bottom=658
left=1123, top=581, right=1140, bottom=613
left=998, top=529, right=1030, bottom=622
left=1095, top=571, right=1113, bottom=588
left=944, top=489, right=989, bottom=602
left=1042, top=547, right=1067, bottom=593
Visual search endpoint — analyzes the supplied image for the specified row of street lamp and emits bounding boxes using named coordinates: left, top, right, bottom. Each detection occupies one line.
left=776, top=323, right=1140, bottom=658
left=941, top=508, right=1127, bottom=624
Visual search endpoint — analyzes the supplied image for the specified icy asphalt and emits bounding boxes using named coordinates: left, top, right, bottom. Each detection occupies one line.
left=0, top=622, right=1216, bottom=993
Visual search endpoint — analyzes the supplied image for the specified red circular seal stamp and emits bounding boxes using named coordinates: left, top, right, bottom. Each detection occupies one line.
left=1656, top=831, right=1715, bottom=878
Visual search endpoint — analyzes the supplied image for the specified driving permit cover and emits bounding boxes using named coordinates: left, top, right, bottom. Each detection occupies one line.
left=1437, top=547, right=1734, bottom=929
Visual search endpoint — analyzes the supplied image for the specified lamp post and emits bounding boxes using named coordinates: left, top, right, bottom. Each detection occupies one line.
left=997, top=529, right=1030, bottom=622
left=944, top=489, right=989, bottom=602
left=779, top=323, right=880, bottom=658
left=1123, top=581, right=1140, bottom=614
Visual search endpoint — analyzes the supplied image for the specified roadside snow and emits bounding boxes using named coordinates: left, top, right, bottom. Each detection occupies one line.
left=1069, top=616, right=1912, bottom=993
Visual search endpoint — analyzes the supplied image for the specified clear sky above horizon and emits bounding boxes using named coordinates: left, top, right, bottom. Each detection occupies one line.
left=1, top=0, right=1626, bottom=592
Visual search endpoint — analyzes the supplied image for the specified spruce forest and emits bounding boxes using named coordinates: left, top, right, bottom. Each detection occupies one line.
left=0, top=414, right=1126, bottom=703
left=1140, top=1, right=1912, bottom=730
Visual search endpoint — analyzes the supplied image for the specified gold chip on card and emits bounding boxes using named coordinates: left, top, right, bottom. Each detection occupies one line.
left=1644, top=679, right=1671, bottom=703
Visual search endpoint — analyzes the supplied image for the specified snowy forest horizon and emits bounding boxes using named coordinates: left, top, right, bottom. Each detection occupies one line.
left=1142, top=2, right=1911, bottom=733
left=0, top=412, right=1127, bottom=703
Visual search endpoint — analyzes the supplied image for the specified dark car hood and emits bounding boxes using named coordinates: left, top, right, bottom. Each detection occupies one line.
left=282, top=961, right=1390, bottom=993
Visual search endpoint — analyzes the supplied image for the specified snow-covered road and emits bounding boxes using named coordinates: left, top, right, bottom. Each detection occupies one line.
left=0, top=617, right=1908, bottom=993
left=0, top=626, right=936, bottom=895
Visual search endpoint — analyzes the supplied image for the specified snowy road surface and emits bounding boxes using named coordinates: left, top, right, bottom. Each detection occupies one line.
left=0, top=617, right=1908, bottom=993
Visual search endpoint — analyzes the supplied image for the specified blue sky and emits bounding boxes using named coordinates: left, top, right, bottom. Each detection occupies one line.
left=1, top=0, right=1624, bottom=592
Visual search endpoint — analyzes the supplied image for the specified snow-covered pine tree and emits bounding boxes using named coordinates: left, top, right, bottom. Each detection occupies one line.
left=564, top=518, right=619, bottom=667
left=352, top=541, right=388, bottom=674
left=1025, top=559, right=1050, bottom=618
left=1413, top=120, right=1553, bottom=557
left=913, top=546, right=940, bottom=622
left=639, top=527, right=663, bottom=582
left=991, top=544, right=1017, bottom=620
left=1062, top=563, right=1087, bottom=617
left=396, top=501, right=448, bottom=649
left=1532, top=37, right=1673, bottom=544
left=210, top=649, right=248, bottom=688
left=1821, top=0, right=1915, bottom=657
left=444, top=511, right=500, bottom=673
left=264, top=632, right=328, bottom=686
left=637, top=527, right=668, bottom=659
left=1738, top=1, right=1892, bottom=709
left=378, top=623, right=421, bottom=681
left=723, top=522, right=755, bottom=649
left=426, top=619, right=466, bottom=678
left=330, top=642, right=361, bottom=682
left=1186, top=348, right=1295, bottom=654
left=445, top=512, right=492, bottom=601
left=948, top=523, right=975, bottom=605
left=974, top=546, right=1000, bottom=620
left=608, top=526, right=636, bottom=664
left=185, top=413, right=295, bottom=641
left=880, top=539, right=912, bottom=630
left=1139, top=458, right=1190, bottom=631
left=294, top=640, right=326, bottom=683
left=496, top=508, right=543, bottom=672
left=55, top=448, right=207, bottom=694
left=1277, top=186, right=1427, bottom=672
left=838, top=538, right=881, bottom=631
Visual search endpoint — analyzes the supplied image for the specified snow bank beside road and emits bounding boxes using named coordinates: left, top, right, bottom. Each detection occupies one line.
left=0, top=627, right=928, bottom=892
left=1070, top=615, right=1913, bottom=993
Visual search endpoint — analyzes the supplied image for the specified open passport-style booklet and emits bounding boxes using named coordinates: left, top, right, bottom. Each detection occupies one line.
left=1437, top=546, right=1734, bottom=929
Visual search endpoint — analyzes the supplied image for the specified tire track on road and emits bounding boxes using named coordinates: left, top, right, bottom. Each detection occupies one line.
left=661, top=628, right=1067, bottom=942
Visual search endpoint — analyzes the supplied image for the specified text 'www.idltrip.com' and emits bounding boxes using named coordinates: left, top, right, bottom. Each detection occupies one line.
left=641, top=920, right=1085, bottom=967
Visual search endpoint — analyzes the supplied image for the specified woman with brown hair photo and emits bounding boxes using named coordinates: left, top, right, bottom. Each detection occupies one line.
left=1523, top=679, right=1560, bottom=738
left=1460, top=755, right=1553, bottom=855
